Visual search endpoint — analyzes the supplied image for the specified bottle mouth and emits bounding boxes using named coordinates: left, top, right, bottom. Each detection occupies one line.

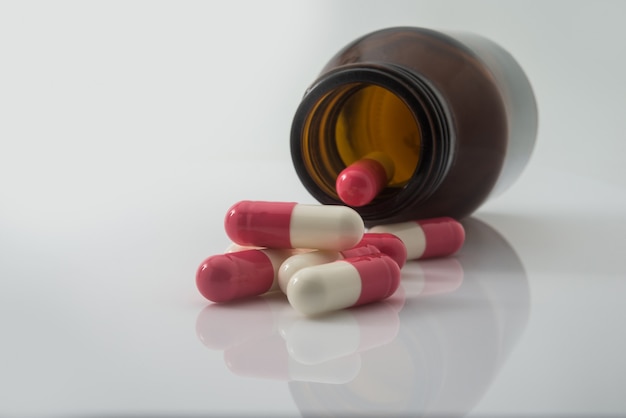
left=291, top=64, right=451, bottom=224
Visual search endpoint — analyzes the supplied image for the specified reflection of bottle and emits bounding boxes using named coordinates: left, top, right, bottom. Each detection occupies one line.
left=289, top=217, right=530, bottom=417
left=291, top=27, right=538, bottom=225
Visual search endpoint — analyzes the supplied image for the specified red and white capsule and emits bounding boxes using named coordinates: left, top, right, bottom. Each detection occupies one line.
left=286, top=254, right=401, bottom=316
left=356, top=232, right=408, bottom=268
left=368, top=217, right=465, bottom=260
left=336, top=152, right=394, bottom=207
left=278, top=232, right=406, bottom=292
left=196, top=248, right=294, bottom=303
left=278, top=244, right=381, bottom=293
left=224, top=201, right=364, bottom=251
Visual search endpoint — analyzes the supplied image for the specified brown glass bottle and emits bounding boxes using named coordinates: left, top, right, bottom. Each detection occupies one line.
left=290, top=27, right=538, bottom=226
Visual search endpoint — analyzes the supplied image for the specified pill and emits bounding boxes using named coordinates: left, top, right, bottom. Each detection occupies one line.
left=356, top=232, right=408, bottom=268
left=336, top=152, right=394, bottom=207
left=286, top=254, right=401, bottom=316
left=368, top=217, right=465, bottom=260
left=224, top=200, right=364, bottom=251
left=278, top=234, right=405, bottom=293
left=196, top=248, right=294, bottom=303
left=278, top=244, right=381, bottom=293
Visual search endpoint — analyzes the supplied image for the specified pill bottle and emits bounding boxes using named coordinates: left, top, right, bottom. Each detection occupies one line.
left=290, top=27, right=538, bottom=226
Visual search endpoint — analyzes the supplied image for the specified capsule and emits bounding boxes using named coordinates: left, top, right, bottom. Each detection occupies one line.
left=224, top=200, right=364, bottom=251
left=278, top=232, right=406, bottom=293
left=278, top=244, right=381, bottom=293
left=196, top=248, right=294, bottom=303
left=368, top=217, right=465, bottom=260
left=336, top=153, right=394, bottom=207
left=286, top=254, right=401, bottom=316
left=356, top=232, right=407, bottom=268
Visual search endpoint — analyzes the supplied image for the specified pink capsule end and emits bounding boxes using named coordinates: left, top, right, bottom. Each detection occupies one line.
left=340, top=244, right=381, bottom=259
left=224, top=200, right=296, bottom=248
left=351, top=254, right=401, bottom=306
left=416, top=217, right=465, bottom=259
left=356, top=232, right=408, bottom=268
left=336, top=159, right=388, bottom=207
left=196, top=250, right=275, bottom=303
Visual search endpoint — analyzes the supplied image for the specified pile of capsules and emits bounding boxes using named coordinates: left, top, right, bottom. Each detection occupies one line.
left=196, top=200, right=465, bottom=316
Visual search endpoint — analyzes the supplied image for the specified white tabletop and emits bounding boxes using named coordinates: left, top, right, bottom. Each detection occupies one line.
left=2, top=1, right=626, bottom=417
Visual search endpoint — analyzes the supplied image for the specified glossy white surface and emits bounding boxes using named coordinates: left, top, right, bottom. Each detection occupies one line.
left=2, top=1, right=626, bottom=417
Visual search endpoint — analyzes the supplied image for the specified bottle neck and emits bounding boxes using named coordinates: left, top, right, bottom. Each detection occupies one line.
left=291, top=63, right=453, bottom=224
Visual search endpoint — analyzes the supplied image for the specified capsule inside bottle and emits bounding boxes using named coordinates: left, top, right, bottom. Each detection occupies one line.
left=336, top=152, right=395, bottom=207
left=296, top=82, right=422, bottom=208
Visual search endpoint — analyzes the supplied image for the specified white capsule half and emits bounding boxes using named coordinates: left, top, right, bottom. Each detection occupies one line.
left=289, top=204, right=365, bottom=250
left=286, top=255, right=400, bottom=316
left=278, top=244, right=382, bottom=293
left=368, top=217, right=465, bottom=259
left=278, top=251, right=342, bottom=293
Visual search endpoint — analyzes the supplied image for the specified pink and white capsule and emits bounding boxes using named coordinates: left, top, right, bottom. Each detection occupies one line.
left=355, top=232, right=408, bottom=268
left=278, top=244, right=381, bottom=293
left=286, top=254, right=401, bottom=316
left=368, top=217, right=465, bottom=260
left=278, top=233, right=406, bottom=293
left=225, top=201, right=364, bottom=251
left=336, top=153, right=394, bottom=207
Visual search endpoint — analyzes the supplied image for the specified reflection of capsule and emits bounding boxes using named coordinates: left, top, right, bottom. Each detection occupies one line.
left=401, top=257, right=465, bottom=298
left=287, top=254, right=401, bottom=316
left=225, top=333, right=361, bottom=384
left=195, top=298, right=278, bottom=350
left=224, top=200, right=364, bottom=250
left=281, top=300, right=400, bottom=365
left=287, top=217, right=530, bottom=418
left=196, top=288, right=403, bottom=385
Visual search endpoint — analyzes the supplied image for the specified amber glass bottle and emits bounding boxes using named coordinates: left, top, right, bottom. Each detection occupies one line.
left=290, top=27, right=538, bottom=226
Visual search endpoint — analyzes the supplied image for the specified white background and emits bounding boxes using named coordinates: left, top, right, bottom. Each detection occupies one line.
left=1, top=1, right=626, bottom=417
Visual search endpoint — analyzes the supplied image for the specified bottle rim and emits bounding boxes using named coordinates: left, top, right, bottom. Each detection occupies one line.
left=290, top=63, right=453, bottom=224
